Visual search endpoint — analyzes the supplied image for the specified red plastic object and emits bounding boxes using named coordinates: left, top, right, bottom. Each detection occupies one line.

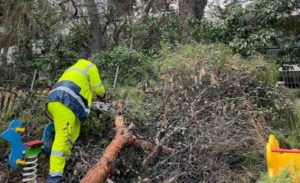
left=272, top=148, right=300, bottom=153
left=24, top=140, right=43, bottom=147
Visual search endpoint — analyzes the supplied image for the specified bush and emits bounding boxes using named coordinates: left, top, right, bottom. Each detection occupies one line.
left=156, top=43, right=279, bottom=85
left=93, top=46, right=157, bottom=87
left=130, top=15, right=182, bottom=55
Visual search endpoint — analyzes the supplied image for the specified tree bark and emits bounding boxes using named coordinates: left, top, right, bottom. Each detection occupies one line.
left=179, top=0, right=207, bottom=35
left=179, top=0, right=207, bottom=20
left=111, top=0, right=134, bottom=14
left=194, top=0, right=208, bottom=21
left=84, top=0, right=103, bottom=53
left=142, top=0, right=154, bottom=21
left=81, top=104, right=175, bottom=183
left=179, top=0, right=194, bottom=18
left=80, top=115, right=135, bottom=183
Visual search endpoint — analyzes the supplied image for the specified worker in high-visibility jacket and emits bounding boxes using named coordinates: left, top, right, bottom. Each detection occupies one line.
left=46, top=58, right=106, bottom=183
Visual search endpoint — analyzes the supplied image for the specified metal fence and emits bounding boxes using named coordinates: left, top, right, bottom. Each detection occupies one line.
left=264, top=47, right=300, bottom=88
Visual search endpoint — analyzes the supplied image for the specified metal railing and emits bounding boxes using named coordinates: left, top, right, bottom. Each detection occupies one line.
left=264, top=46, right=300, bottom=88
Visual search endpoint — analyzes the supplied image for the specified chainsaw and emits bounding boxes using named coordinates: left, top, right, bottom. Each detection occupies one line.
left=91, top=95, right=112, bottom=112
left=91, top=101, right=112, bottom=112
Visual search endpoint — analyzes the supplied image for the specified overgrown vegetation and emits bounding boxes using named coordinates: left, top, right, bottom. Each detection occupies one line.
left=192, top=0, right=300, bottom=63
left=128, top=44, right=294, bottom=182
left=93, top=46, right=156, bottom=87
left=258, top=170, right=291, bottom=183
left=1, top=0, right=299, bottom=86
left=0, top=0, right=300, bottom=182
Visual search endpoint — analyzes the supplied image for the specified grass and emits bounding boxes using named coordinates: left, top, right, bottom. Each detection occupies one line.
left=257, top=170, right=291, bottom=183
left=121, top=86, right=149, bottom=125
left=285, top=100, right=300, bottom=148
left=279, top=91, right=300, bottom=148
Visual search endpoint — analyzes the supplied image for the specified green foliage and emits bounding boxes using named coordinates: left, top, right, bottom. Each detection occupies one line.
left=289, top=89, right=300, bottom=98
left=266, top=92, right=300, bottom=149
left=247, top=59, right=279, bottom=86
left=131, top=17, right=158, bottom=49
left=18, top=95, right=50, bottom=141
left=159, top=16, right=181, bottom=46
left=156, top=43, right=279, bottom=87
left=283, top=98, right=300, bottom=148
left=257, top=170, right=291, bottom=183
left=0, top=1, right=92, bottom=86
left=131, top=15, right=181, bottom=54
left=192, top=0, right=299, bottom=59
left=156, top=43, right=200, bottom=73
left=1, top=0, right=297, bottom=88
left=190, top=18, right=224, bottom=44
left=81, top=113, right=111, bottom=139
left=0, top=136, right=9, bottom=160
left=93, top=45, right=156, bottom=86
left=1, top=1, right=60, bottom=65
left=240, top=151, right=263, bottom=167
left=157, top=43, right=244, bottom=75
left=123, top=87, right=148, bottom=124
left=65, top=23, right=92, bottom=54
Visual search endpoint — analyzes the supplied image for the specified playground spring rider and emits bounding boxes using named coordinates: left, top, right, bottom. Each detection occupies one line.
left=1, top=119, right=54, bottom=182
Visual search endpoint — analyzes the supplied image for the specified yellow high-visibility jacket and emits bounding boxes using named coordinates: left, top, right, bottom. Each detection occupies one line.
left=47, top=59, right=105, bottom=122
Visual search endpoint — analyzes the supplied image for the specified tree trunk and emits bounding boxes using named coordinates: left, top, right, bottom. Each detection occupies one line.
left=179, top=0, right=194, bottom=18
left=142, top=0, right=154, bottom=21
left=111, top=0, right=134, bottom=14
left=179, top=0, right=207, bottom=20
left=179, top=0, right=207, bottom=35
left=84, top=0, right=103, bottom=53
left=81, top=103, right=175, bottom=183
left=194, top=0, right=208, bottom=21
left=80, top=115, right=135, bottom=183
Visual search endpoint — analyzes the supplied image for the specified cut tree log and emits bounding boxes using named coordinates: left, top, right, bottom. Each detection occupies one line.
left=80, top=115, right=135, bottom=183
left=81, top=104, right=175, bottom=183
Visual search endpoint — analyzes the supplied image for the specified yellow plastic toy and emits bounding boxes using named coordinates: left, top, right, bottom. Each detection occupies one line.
left=15, top=127, right=25, bottom=133
left=267, top=134, right=300, bottom=182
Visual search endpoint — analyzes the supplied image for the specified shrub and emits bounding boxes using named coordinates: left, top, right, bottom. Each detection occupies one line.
left=93, top=46, right=157, bottom=87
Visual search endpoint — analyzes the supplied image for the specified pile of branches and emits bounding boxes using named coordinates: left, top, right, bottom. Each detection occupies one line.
left=136, top=54, right=293, bottom=182
left=1, top=46, right=294, bottom=183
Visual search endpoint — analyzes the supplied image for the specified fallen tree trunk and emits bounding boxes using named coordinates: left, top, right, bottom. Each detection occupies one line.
left=81, top=108, right=174, bottom=183
left=80, top=115, right=134, bottom=183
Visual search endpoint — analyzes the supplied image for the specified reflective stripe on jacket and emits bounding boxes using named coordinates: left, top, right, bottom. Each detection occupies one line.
left=47, top=59, right=105, bottom=122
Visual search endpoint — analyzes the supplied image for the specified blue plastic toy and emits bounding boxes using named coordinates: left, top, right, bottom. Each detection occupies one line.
left=1, top=120, right=54, bottom=182
left=1, top=119, right=27, bottom=169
